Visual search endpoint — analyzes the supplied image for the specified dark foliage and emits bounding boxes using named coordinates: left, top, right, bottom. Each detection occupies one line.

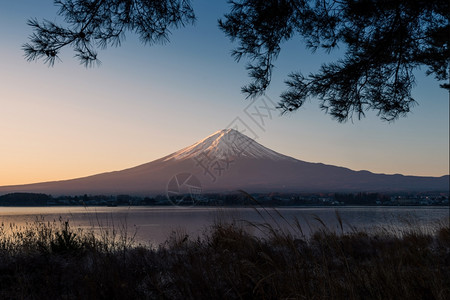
left=220, top=0, right=449, bottom=121
left=0, top=218, right=449, bottom=299
left=24, top=0, right=449, bottom=121
left=0, top=193, right=51, bottom=206
left=334, top=192, right=389, bottom=205
left=23, top=0, right=195, bottom=67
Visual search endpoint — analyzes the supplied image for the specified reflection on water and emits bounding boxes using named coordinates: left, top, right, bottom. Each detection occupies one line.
left=0, top=206, right=448, bottom=246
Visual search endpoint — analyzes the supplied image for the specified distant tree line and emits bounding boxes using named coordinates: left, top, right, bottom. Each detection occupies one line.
left=334, top=192, right=390, bottom=205
left=0, top=193, right=51, bottom=206
left=0, top=192, right=447, bottom=207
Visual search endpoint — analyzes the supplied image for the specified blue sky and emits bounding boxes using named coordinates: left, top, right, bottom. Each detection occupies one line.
left=0, top=1, right=448, bottom=185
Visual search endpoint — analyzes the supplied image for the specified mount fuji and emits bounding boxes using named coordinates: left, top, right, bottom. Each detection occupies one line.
left=0, top=129, right=448, bottom=195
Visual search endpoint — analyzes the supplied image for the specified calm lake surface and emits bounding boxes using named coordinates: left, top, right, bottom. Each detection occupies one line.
left=0, top=206, right=448, bottom=246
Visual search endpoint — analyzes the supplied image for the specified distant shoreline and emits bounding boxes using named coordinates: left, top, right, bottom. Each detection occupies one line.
left=0, top=191, right=448, bottom=207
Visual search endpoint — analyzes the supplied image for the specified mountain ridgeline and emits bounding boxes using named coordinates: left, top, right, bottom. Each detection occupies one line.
left=0, top=129, right=448, bottom=196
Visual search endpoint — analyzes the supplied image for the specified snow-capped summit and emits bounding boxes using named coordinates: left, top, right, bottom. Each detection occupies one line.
left=164, top=129, right=290, bottom=161
left=0, top=129, right=448, bottom=196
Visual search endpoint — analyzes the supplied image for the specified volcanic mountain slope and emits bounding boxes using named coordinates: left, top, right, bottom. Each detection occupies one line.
left=0, top=129, right=448, bottom=195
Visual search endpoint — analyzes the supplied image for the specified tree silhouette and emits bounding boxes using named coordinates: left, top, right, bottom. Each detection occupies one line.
left=24, top=0, right=449, bottom=122
left=23, top=0, right=195, bottom=67
left=219, top=0, right=449, bottom=121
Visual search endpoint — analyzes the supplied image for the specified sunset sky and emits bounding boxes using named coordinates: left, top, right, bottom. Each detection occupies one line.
left=0, top=1, right=448, bottom=186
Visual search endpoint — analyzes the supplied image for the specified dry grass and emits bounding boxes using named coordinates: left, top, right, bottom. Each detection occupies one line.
left=0, top=211, right=449, bottom=299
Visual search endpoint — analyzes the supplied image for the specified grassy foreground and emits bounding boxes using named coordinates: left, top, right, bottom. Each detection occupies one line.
left=0, top=215, right=449, bottom=299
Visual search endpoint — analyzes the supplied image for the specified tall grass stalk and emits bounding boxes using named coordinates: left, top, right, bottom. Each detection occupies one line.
left=0, top=207, right=448, bottom=299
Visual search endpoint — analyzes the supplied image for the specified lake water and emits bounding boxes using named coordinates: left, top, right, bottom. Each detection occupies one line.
left=0, top=206, right=448, bottom=246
